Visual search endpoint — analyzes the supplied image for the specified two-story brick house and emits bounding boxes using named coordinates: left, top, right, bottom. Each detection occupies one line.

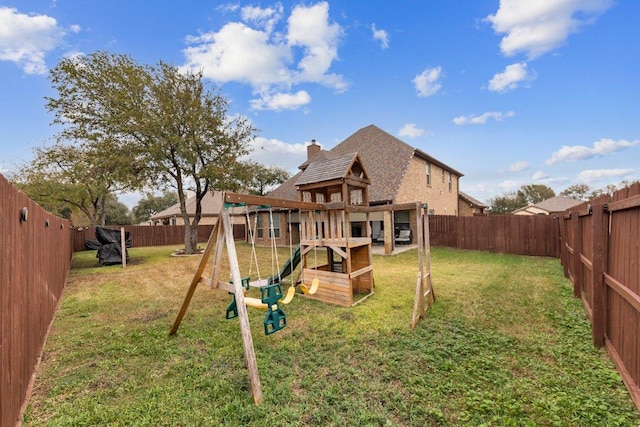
left=267, top=124, right=463, bottom=248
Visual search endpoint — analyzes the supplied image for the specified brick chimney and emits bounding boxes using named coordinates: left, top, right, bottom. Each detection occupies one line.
left=307, top=139, right=321, bottom=160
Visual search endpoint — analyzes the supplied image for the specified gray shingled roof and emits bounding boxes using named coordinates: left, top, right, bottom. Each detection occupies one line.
left=328, top=125, right=414, bottom=203
left=267, top=124, right=463, bottom=204
left=295, top=153, right=358, bottom=186
left=150, top=190, right=243, bottom=220
left=298, top=149, right=332, bottom=170
left=535, top=196, right=582, bottom=213
left=267, top=170, right=302, bottom=201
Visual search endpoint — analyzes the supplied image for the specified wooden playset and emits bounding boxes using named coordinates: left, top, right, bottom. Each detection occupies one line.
left=169, top=153, right=435, bottom=402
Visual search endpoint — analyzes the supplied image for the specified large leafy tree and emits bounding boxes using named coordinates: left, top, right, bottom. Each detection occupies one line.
left=516, top=184, right=555, bottom=205
left=46, top=52, right=255, bottom=253
left=243, top=162, right=291, bottom=196
left=132, top=191, right=178, bottom=224
left=488, top=184, right=556, bottom=214
left=560, top=184, right=594, bottom=201
left=487, top=191, right=525, bottom=214
left=15, top=141, right=136, bottom=226
left=104, top=194, right=132, bottom=225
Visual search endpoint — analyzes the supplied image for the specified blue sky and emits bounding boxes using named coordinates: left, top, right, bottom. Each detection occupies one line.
left=1, top=0, right=639, bottom=207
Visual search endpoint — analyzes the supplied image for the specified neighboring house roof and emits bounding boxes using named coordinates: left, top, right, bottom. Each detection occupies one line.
left=150, top=190, right=242, bottom=220
left=459, top=191, right=488, bottom=208
left=295, top=153, right=367, bottom=186
left=512, top=205, right=550, bottom=215
left=535, top=196, right=583, bottom=213
left=512, top=196, right=582, bottom=215
left=269, top=124, right=462, bottom=204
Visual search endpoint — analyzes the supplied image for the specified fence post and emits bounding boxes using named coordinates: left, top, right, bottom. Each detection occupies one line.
left=591, top=204, right=608, bottom=347
left=571, top=210, right=583, bottom=298
left=121, top=227, right=127, bottom=268
left=557, top=216, right=568, bottom=277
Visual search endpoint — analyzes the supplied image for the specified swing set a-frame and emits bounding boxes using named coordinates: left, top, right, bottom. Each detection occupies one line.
left=169, top=192, right=434, bottom=403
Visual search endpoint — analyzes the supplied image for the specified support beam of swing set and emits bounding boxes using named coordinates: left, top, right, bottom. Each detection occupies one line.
left=224, top=192, right=324, bottom=210
left=169, top=192, right=434, bottom=403
left=169, top=208, right=265, bottom=403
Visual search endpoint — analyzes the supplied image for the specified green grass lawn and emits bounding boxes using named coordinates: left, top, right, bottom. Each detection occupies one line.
left=24, top=244, right=640, bottom=426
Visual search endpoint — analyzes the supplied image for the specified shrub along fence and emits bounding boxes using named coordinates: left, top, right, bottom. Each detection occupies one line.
left=429, top=214, right=560, bottom=257
left=559, top=182, right=640, bottom=411
left=0, top=174, right=74, bottom=427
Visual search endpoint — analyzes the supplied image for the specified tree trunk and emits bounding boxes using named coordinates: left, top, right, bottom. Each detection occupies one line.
left=189, top=220, right=198, bottom=252
left=183, top=220, right=195, bottom=254
left=99, top=197, right=107, bottom=226
left=182, top=218, right=200, bottom=254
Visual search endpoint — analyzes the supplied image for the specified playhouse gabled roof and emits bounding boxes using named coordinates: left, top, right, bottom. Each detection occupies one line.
left=295, top=153, right=368, bottom=187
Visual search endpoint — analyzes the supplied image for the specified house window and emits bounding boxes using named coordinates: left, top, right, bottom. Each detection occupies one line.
left=257, top=214, right=263, bottom=238
left=395, top=210, right=410, bottom=224
left=350, top=189, right=363, bottom=205
left=442, top=169, right=445, bottom=183
left=269, top=214, right=280, bottom=238
left=330, top=191, right=342, bottom=202
left=426, top=162, right=431, bottom=186
left=302, top=191, right=312, bottom=202
left=315, top=193, right=325, bottom=203
left=394, top=210, right=411, bottom=241
left=448, top=173, right=452, bottom=192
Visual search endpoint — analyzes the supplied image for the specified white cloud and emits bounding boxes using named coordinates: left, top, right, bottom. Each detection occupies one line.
left=0, top=163, right=12, bottom=175
left=488, top=62, right=534, bottom=92
left=217, top=3, right=240, bottom=14
left=183, top=22, right=291, bottom=86
left=241, top=4, right=283, bottom=34
left=398, top=123, right=429, bottom=138
left=371, top=23, right=389, bottom=49
left=508, top=161, right=529, bottom=172
left=244, top=137, right=308, bottom=172
left=182, top=2, right=346, bottom=111
left=249, top=90, right=311, bottom=111
left=577, top=168, right=634, bottom=183
left=413, top=66, right=443, bottom=97
left=287, top=2, right=344, bottom=88
left=0, top=7, right=66, bottom=74
left=453, top=110, right=515, bottom=125
left=486, top=0, right=613, bottom=59
left=546, top=138, right=640, bottom=165
left=499, top=180, right=520, bottom=191
left=532, top=170, right=548, bottom=180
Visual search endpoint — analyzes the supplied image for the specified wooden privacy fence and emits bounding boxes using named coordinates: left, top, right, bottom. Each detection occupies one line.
left=73, top=224, right=248, bottom=252
left=0, top=174, right=74, bottom=427
left=429, top=214, right=560, bottom=257
left=76, top=217, right=559, bottom=257
left=73, top=224, right=216, bottom=252
left=559, top=183, right=640, bottom=411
